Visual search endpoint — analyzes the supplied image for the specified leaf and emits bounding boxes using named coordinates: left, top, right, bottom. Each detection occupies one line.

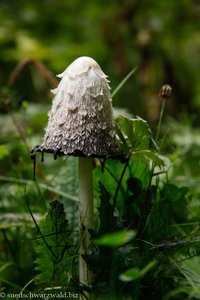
left=95, top=230, right=136, bottom=247
left=166, top=257, right=200, bottom=300
left=177, top=256, right=200, bottom=288
left=163, top=286, right=200, bottom=300
left=47, top=156, right=79, bottom=229
left=35, top=200, right=74, bottom=284
left=131, top=150, right=165, bottom=168
left=97, top=181, right=116, bottom=235
left=161, top=184, right=188, bottom=202
left=116, top=116, right=152, bottom=152
left=119, top=267, right=141, bottom=281
left=119, top=259, right=157, bottom=282
left=0, top=145, right=9, bottom=159
left=115, top=122, right=130, bottom=154
left=0, top=262, right=13, bottom=274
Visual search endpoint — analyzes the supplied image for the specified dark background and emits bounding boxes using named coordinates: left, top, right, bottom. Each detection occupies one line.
left=0, top=0, right=200, bottom=122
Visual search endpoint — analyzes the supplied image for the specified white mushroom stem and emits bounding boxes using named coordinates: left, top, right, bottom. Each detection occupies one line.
left=78, top=157, right=94, bottom=288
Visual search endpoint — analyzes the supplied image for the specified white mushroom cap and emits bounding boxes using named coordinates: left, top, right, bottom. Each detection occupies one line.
left=39, top=56, right=119, bottom=157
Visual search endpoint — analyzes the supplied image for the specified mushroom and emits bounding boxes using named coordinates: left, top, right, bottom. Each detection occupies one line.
left=31, top=56, right=120, bottom=291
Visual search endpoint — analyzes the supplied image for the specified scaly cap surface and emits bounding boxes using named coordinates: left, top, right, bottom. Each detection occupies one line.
left=33, top=56, right=120, bottom=158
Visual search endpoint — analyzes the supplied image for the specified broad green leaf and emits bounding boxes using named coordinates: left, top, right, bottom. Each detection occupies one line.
left=95, top=230, right=136, bottom=247
left=116, top=116, right=152, bottom=152
left=35, top=200, right=74, bottom=284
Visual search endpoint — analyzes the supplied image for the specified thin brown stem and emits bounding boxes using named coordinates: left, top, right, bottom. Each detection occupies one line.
left=8, top=58, right=58, bottom=88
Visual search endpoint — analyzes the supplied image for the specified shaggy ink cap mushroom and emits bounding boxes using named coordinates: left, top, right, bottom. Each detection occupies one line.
left=30, top=57, right=122, bottom=289
left=31, top=56, right=120, bottom=159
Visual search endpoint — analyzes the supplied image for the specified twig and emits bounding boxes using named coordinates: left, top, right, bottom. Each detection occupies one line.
left=8, top=58, right=58, bottom=88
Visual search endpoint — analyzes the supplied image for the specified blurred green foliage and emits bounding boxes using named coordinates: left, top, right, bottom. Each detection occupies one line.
left=0, top=0, right=200, bottom=119
left=0, top=1, right=200, bottom=299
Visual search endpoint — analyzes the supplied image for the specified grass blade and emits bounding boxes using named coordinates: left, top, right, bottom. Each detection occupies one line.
left=112, top=67, right=138, bottom=98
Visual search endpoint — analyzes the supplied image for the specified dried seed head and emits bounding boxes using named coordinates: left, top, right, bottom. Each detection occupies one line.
left=36, top=56, right=120, bottom=158
left=159, top=84, right=172, bottom=99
